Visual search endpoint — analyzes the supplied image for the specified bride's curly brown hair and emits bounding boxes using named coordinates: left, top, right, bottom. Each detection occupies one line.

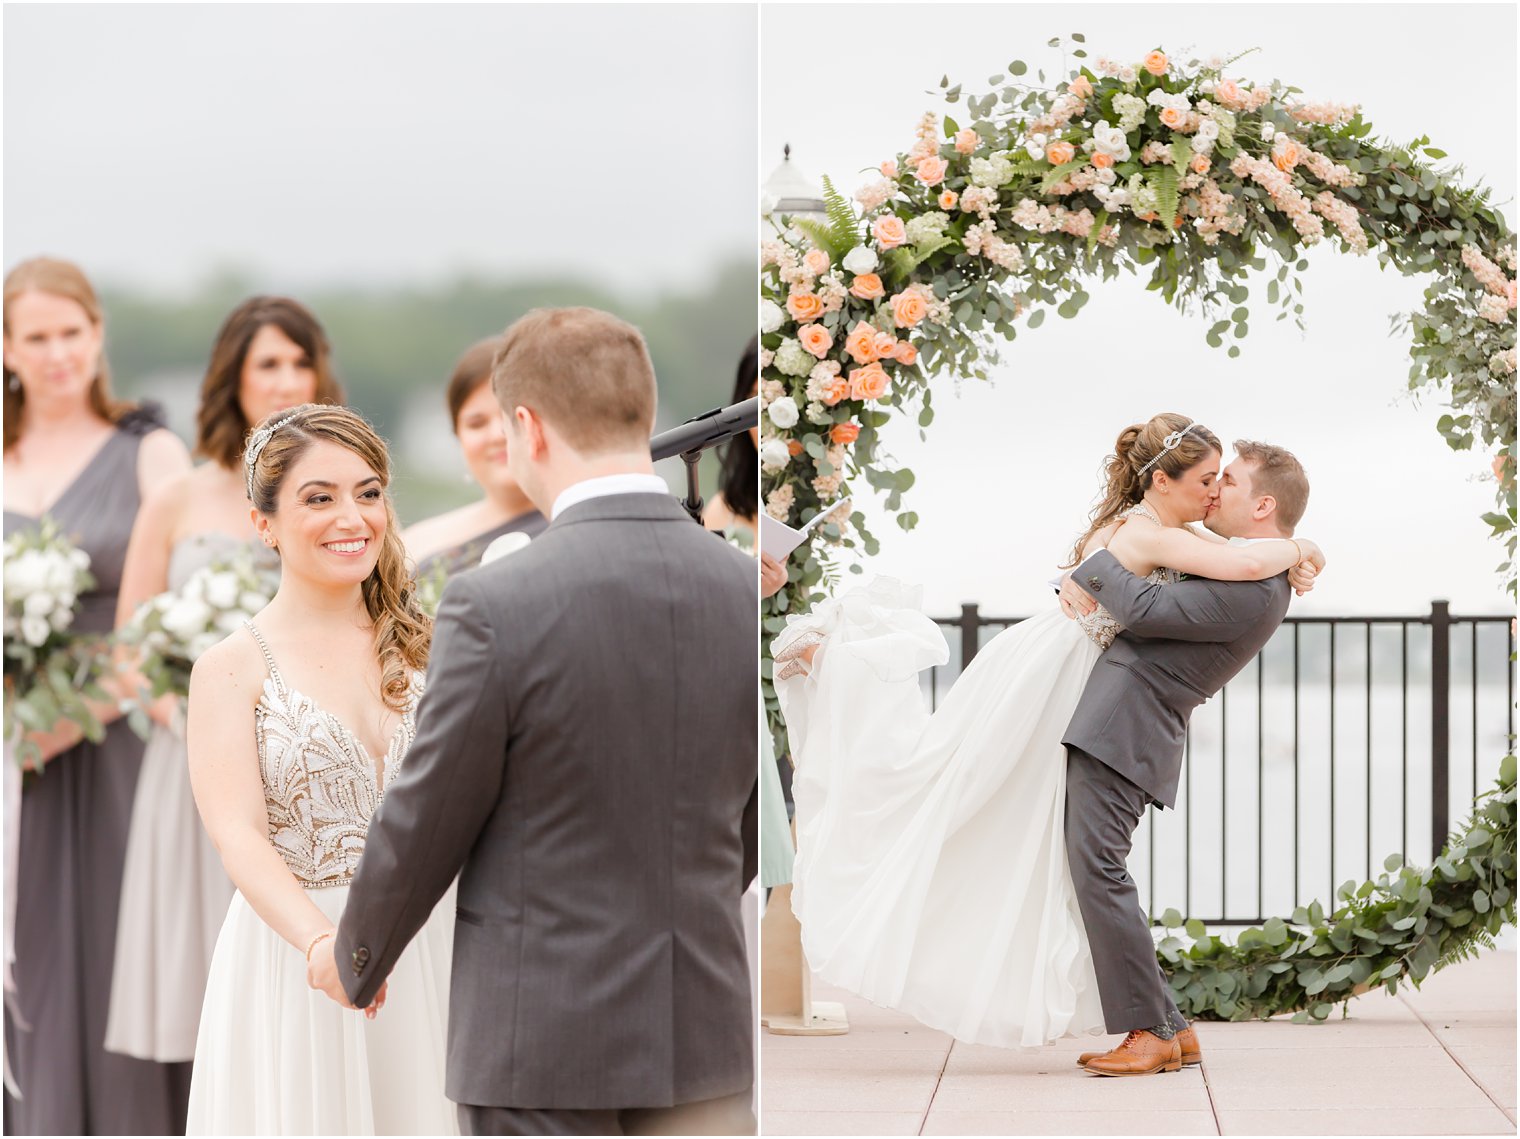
left=246, top=404, right=431, bottom=710
left=1064, top=412, right=1222, bottom=568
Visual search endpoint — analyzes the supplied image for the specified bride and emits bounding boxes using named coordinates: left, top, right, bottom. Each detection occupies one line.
left=772, top=413, right=1321, bottom=1049
left=184, top=404, right=456, bottom=1134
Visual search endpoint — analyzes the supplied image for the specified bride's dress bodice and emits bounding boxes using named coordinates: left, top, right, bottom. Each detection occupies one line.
left=1075, top=503, right=1181, bottom=650
left=246, top=621, right=422, bottom=889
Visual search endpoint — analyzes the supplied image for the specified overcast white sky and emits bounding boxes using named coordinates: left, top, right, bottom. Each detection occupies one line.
left=762, top=2, right=1517, bottom=617
left=4, top=4, right=757, bottom=296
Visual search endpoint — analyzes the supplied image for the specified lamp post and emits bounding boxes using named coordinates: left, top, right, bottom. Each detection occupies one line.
left=761, top=144, right=828, bottom=237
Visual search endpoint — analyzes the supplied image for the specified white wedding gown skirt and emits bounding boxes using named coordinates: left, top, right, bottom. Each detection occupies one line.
left=774, top=577, right=1108, bottom=1047
left=186, top=884, right=458, bottom=1136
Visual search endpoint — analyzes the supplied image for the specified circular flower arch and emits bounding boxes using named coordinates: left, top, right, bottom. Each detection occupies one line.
left=759, top=40, right=1517, bottom=1021
left=760, top=39, right=1517, bottom=646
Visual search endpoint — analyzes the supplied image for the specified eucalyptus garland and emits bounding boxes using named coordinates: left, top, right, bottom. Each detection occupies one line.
left=1160, top=755, right=1516, bottom=1022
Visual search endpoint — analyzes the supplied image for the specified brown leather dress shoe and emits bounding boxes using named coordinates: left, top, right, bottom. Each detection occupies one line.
left=1080, top=1029, right=1182, bottom=1076
left=1078, top=1024, right=1200, bottom=1067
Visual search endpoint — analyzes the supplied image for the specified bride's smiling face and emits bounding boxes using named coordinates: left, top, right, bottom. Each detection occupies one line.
left=256, top=440, right=388, bottom=588
left=1154, top=449, right=1221, bottom=523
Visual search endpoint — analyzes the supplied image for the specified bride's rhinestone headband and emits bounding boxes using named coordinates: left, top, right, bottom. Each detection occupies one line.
left=1136, top=421, right=1203, bottom=476
left=244, top=410, right=304, bottom=499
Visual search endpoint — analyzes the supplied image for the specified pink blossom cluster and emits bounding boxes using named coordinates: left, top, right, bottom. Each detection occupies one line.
left=761, top=379, right=785, bottom=404
left=1461, top=245, right=1514, bottom=299
left=770, top=244, right=810, bottom=288
left=1094, top=224, right=1119, bottom=248
left=1299, top=150, right=1363, bottom=189
left=759, top=348, right=775, bottom=369
left=855, top=179, right=896, bottom=213
left=1049, top=168, right=1102, bottom=196
left=1288, top=101, right=1360, bottom=126
left=1229, top=154, right=1326, bottom=244
left=909, top=112, right=940, bottom=162
left=1497, top=246, right=1517, bottom=271
left=963, top=221, right=1026, bottom=271
left=1490, top=348, right=1517, bottom=376
left=1214, top=81, right=1273, bottom=113
left=1058, top=207, right=1097, bottom=238
left=765, top=484, right=795, bottom=523
left=805, top=360, right=842, bottom=402
left=1311, top=192, right=1368, bottom=254
left=1140, top=141, right=1174, bottom=165
left=816, top=277, right=849, bottom=313
left=959, top=185, right=998, bottom=219
left=812, top=444, right=849, bottom=499
left=1191, top=179, right=1246, bottom=245
left=760, top=241, right=784, bottom=267
left=1093, top=57, right=1139, bottom=83
left=1478, top=294, right=1512, bottom=325
left=1028, top=92, right=1087, bottom=135
left=1009, top=198, right=1059, bottom=233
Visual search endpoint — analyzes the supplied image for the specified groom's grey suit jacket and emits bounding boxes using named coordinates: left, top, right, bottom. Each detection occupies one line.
left=1062, top=549, right=1290, bottom=809
left=335, top=493, right=758, bottom=1112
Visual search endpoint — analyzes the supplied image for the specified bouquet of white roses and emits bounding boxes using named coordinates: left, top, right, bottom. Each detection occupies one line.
left=3, top=518, right=108, bottom=763
left=120, top=549, right=279, bottom=721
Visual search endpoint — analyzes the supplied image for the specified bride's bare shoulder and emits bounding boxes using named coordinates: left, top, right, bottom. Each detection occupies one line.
left=190, top=624, right=265, bottom=697
left=1078, top=520, right=1123, bottom=561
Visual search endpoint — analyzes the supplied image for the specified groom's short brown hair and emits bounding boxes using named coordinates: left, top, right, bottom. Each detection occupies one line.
left=1234, top=440, right=1310, bottom=532
left=491, top=307, right=657, bottom=454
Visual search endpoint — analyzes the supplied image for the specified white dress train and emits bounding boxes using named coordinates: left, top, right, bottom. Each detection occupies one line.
left=186, top=622, right=457, bottom=1135
left=773, top=561, right=1168, bottom=1049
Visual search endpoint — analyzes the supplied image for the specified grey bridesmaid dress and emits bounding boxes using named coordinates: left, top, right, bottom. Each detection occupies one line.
left=2, top=415, right=194, bottom=1136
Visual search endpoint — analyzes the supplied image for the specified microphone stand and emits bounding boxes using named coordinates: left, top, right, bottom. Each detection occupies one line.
left=649, top=397, right=759, bottom=526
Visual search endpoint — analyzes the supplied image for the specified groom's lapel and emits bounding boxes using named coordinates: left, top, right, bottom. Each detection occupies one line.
left=547, top=492, right=691, bottom=530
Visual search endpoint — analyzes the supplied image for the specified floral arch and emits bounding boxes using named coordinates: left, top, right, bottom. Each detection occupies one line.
left=759, top=42, right=1516, bottom=1020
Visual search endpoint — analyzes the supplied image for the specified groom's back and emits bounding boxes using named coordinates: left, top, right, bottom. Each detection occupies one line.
left=448, top=491, right=755, bottom=1112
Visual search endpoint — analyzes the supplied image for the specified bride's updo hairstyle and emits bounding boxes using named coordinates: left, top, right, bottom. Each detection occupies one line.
left=246, top=404, right=430, bottom=711
left=1065, top=412, right=1223, bottom=567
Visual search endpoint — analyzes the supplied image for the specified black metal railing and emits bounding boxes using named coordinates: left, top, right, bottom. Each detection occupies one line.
left=927, top=602, right=1515, bottom=926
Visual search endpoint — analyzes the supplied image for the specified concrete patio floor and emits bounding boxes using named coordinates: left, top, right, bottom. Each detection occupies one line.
left=761, top=949, right=1515, bottom=1136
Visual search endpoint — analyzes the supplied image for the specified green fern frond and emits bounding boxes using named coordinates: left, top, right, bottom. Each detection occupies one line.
left=1152, top=167, right=1180, bottom=228
left=821, top=175, right=865, bottom=257
left=884, top=236, right=958, bottom=284
left=793, top=218, right=844, bottom=262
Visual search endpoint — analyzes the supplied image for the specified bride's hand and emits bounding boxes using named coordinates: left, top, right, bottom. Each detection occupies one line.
left=1295, top=538, right=1325, bottom=571
left=305, top=932, right=356, bottom=1009
left=364, top=980, right=387, bottom=1021
left=1287, top=562, right=1318, bottom=596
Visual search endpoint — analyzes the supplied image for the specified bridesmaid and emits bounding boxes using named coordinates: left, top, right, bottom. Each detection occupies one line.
left=404, top=335, right=546, bottom=578
left=104, top=298, right=343, bottom=1070
left=701, top=335, right=759, bottom=546
left=1, top=257, right=193, bottom=1135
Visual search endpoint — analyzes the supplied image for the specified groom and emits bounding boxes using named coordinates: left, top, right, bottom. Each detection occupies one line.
left=1058, top=440, right=1313, bottom=1077
left=312, top=308, right=758, bottom=1134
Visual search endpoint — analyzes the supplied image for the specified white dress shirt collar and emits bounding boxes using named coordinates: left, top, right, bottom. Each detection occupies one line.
left=550, top=473, right=670, bottom=520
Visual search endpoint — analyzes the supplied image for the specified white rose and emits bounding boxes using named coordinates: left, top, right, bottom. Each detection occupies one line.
left=22, top=591, right=54, bottom=619
left=1023, top=133, right=1048, bottom=162
left=160, top=596, right=213, bottom=642
left=1196, top=118, right=1220, bottom=143
left=202, top=571, right=240, bottom=610
left=759, top=439, right=791, bottom=470
left=20, top=614, right=50, bottom=647
left=841, top=246, right=879, bottom=275
left=1095, top=166, right=1117, bottom=186
left=1261, top=121, right=1276, bottom=142
left=1118, top=66, right=1137, bottom=84
left=68, top=547, right=90, bottom=571
left=180, top=575, right=206, bottom=603
left=5, top=551, right=47, bottom=599
left=43, top=551, right=77, bottom=593
left=759, top=299, right=785, bottom=335
left=1091, top=123, right=1131, bottom=162
left=767, top=396, right=800, bottom=430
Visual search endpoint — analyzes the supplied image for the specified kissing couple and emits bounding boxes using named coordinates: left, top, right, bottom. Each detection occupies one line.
left=184, top=308, right=758, bottom=1135
left=774, top=412, right=1323, bottom=1076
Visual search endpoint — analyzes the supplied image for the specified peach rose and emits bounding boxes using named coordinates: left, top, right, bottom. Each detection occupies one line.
left=938, top=189, right=959, bottom=210
left=871, top=330, right=897, bottom=359
left=802, top=248, right=831, bottom=277
left=872, top=215, right=907, bottom=249
left=1272, top=138, right=1302, bottom=172
left=849, top=272, right=886, bottom=301
left=1190, top=153, right=1211, bottom=175
left=1070, top=75, right=1094, bottom=99
left=787, top=439, right=804, bottom=457
left=892, top=340, right=919, bottom=366
left=1046, top=140, right=1076, bottom=166
left=1144, top=50, right=1168, bottom=76
left=798, top=323, right=834, bottom=359
left=1160, top=106, right=1186, bottom=130
left=786, top=290, right=824, bottom=323
left=848, top=362, right=890, bottom=401
left=890, top=289, right=929, bottom=329
left=844, top=320, right=881, bottom=364
left=1091, top=151, right=1114, bottom=170
left=1215, top=78, right=1242, bottom=106
left=820, top=373, right=851, bottom=406
left=915, top=155, right=949, bottom=186
left=954, top=127, right=978, bottom=154
left=830, top=422, right=862, bottom=445
left=880, top=159, right=899, bottom=179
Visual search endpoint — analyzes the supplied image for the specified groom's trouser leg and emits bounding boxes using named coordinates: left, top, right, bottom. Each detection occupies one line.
left=1064, top=747, right=1184, bottom=1034
left=458, top=1104, right=622, bottom=1136
left=623, top=1089, right=755, bottom=1136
